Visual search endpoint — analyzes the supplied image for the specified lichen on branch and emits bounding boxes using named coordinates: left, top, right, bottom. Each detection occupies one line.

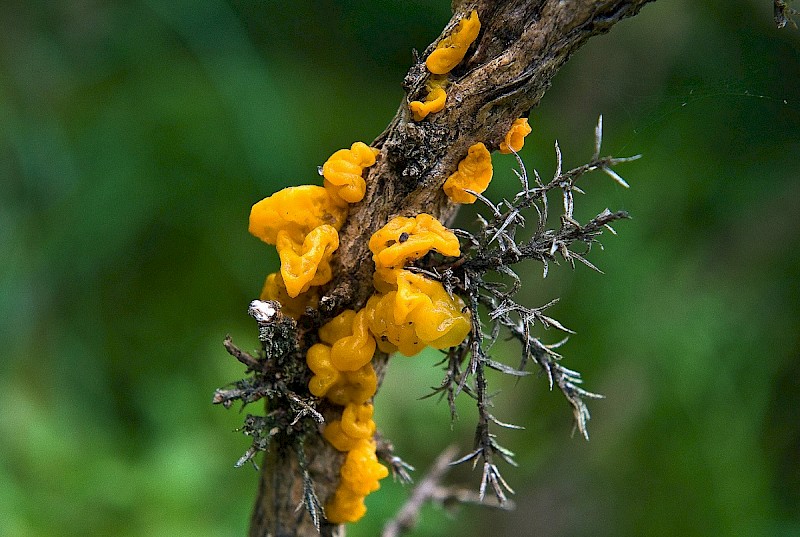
left=412, top=116, right=638, bottom=503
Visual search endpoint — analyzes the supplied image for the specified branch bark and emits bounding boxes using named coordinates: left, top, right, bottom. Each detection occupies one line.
left=248, top=1, right=654, bottom=536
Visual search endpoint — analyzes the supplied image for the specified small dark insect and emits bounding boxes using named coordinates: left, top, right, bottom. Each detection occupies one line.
left=398, top=232, right=410, bottom=243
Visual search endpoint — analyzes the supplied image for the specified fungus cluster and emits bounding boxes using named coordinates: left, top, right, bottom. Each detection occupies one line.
left=247, top=140, right=471, bottom=524
left=441, top=119, right=531, bottom=204
left=407, top=10, right=530, bottom=205
left=249, top=143, right=378, bottom=317
left=245, top=9, right=533, bottom=525
left=408, top=10, right=481, bottom=123
left=366, top=271, right=470, bottom=355
left=305, top=213, right=470, bottom=522
left=307, top=309, right=385, bottom=523
left=366, top=214, right=469, bottom=355
left=248, top=141, right=387, bottom=522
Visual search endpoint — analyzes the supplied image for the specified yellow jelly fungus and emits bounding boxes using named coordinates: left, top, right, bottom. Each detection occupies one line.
left=322, top=142, right=380, bottom=206
left=308, top=341, right=378, bottom=405
left=364, top=214, right=470, bottom=356
left=326, top=487, right=367, bottom=524
left=276, top=224, right=339, bottom=298
left=325, top=364, right=378, bottom=407
left=326, top=439, right=389, bottom=523
left=307, top=217, right=470, bottom=525
left=250, top=142, right=387, bottom=525
left=317, top=309, right=377, bottom=372
left=259, top=272, right=318, bottom=319
left=372, top=267, right=402, bottom=294
left=339, top=440, right=388, bottom=496
left=309, top=316, right=384, bottom=525
left=499, top=117, right=532, bottom=154
left=330, top=310, right=376, bottom=372
left=307, top=343, right=342, bottom=399
left=365, top=275, right=470, bottom=356
left=409, top=79, right=447, bottom=121
left=443, top=142, right=493, bottom=204
left=319, top=309, right=357, bottom=345
left=249, top=185, right=347, bottom=246
left=341, top=403, right=377, bottom=440
left=322, top=420, right=361, bottom=452
left=369, top=213, right=461, bottom=270
left=394, top=270, right=470, bottom=349
left=425, top=10, right=481, bottom=75
left=365, top=293, right=426, bottom=356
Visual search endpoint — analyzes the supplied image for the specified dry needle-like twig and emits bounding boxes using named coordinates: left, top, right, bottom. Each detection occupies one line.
left=415, top=117, right=634, bottom=503
left=381, top=445, right=514, bottom=537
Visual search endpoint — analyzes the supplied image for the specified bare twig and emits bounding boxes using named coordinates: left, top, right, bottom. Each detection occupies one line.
left=376, top=433, right=416, bottom=484
left=287, top=391, right=325, bottom=425
left=223, top=335, right=261, bottom=372
left=382, top=445, right=515, bottom=537
left=382, top=446, right=459, bottom=537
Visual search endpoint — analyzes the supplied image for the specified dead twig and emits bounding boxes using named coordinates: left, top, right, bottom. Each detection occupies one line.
left=381, top=445, right=514, bottom=537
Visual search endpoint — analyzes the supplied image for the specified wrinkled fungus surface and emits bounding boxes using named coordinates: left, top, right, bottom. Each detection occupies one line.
left=322, top=142, right=380, bottom=205
left=443, top=142, right=493, bottom=204
left=499, top=118, right=532, bottom=154
left=249, top=185, right=347, bottom=246
left=365, top=215, right=469, bottom=356
left=425, top=10, right=481, bottom=75
left=306, top=310, right=385, bottom=523
left=325, top=439, right=388, bottom=523
left=369, top=213, right=461, bottom=270
left=365, top=272, right=469, bottom=356
left=276, top=224, right=339, bottom=298
left=409, top=78, right=447, bottom=121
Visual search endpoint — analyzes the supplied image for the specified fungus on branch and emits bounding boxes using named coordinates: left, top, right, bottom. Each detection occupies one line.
left=425, top=10, right=481, bottom=75
left=217, top=2, right=659, bottom=535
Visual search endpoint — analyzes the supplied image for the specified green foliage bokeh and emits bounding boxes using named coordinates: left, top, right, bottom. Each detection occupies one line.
left=1, top=1, right=798, bottom=536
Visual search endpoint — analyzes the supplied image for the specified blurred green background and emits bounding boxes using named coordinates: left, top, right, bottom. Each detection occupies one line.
left=1, top=1, right=798, bottom=535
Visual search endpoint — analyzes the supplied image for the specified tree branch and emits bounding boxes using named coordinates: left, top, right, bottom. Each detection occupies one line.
left=244, top=2, right=655, bottom=536
left=381, top=445, right=515, bottom=537
left=320, top=0, right=653, bottom=317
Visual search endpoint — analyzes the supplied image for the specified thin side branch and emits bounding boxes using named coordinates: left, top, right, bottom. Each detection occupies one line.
left=381, top=445, right=514, bottom=537
left=418, top=117, right=633, bottom=503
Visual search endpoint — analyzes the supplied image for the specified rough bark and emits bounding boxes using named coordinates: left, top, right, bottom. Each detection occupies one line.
left=250, top=432, right=344, bottom=537
left=248, top=1, right=654, bottom=536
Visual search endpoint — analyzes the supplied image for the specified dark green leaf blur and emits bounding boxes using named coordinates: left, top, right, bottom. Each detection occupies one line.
left=1, top=1, right=798, bottom=535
